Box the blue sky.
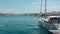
[0,0,60,14]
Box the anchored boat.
[39,0,60,34]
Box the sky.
[0,0,60,14]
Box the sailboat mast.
[45,0,47,15]
[40,0,42,14]
[38,0,42,21]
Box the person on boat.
[49,18,54,23]
[49,17,58,24]
[58,17,60,24]
[53,17,58,23]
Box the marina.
[0,0,60,34]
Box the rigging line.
[38,0,43,21]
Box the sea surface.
[0,16,49,34]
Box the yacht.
[39,0,60,34]
[39,16,60,34]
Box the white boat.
[39,16,60,34]
[39,16,60,29]
[39,0,60,34]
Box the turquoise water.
[0,16,49,34]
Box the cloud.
[23,0,40,13]
[46,5,60,12]
[0,9,17,13]
[23,0,60,13]
[0,0,60,13]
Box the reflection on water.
[0,16,51,34]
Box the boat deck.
[49,30,60,34]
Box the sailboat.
[39,0,60,34]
